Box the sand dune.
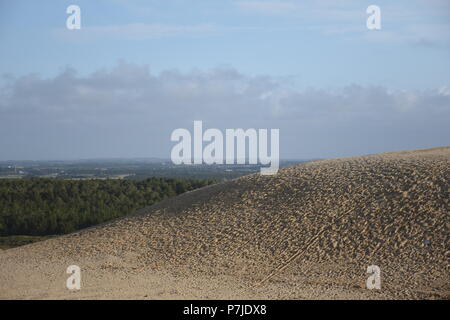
[1,147,448,299]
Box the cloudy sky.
[0,0,449,160]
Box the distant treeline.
[0,178,216,236]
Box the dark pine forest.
[0,178,215,236]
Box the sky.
[0,0,449,160]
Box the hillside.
[0,147,448,299]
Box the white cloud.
[237,1,298,15]
[55,23,217,41]
[235,0,450,46]
[0,62,449,159]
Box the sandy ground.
[0,147,449,300]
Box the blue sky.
[2,0,449,88]
[0,0,449,160]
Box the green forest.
[0,178,215,236]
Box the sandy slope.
[0,147,449,299]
